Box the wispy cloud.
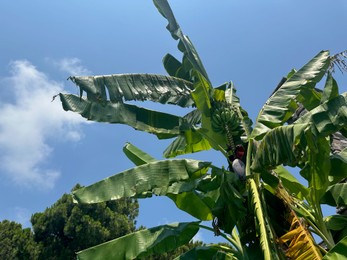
[50,57,91,75]
[0,60,88,189]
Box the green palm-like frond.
[76,222,200,260]
[60,93,182,139]
[122,142,216,220]
[252,51,330,140]
[72,159,211,204]
[59,73,198,139]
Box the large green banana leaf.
[122,142,215,220]
[252,93,347,171]
[69,73,194,107]
[167,191,215,221]
[60,93,181,139]
[72,159,210,203]
[153,0,210,81]
[251,51,330,140]
[76,222,200,260]
[59,73,197,139]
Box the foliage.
[58,0,347,259]
[0,220,40,260]
[31,184,139,260]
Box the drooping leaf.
[278,211,322,260]
[125,141,218,220]
[153,0,209,81]
[123,142,156,166]
[59,73,197,139]
[76,222,200,260]
[322,236,347,260]
[167,191,214,221]
[252,51,330,140]
[123,141,216,221]
[60,94,181,139]
[320,183,347,207]
[69,73,194,107]
[72,159,211,204]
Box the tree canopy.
[0,220,40,260]
[30,184,139,259]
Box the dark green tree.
[0,220,40,260]
[31,184,139,260]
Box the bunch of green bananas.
[211,106,242,136]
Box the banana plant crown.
[58,0,347,259]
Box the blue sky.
[0,0,346,244]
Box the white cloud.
[0,60,88,189]
[50,57,91,75]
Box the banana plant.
[59,0,347,259]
